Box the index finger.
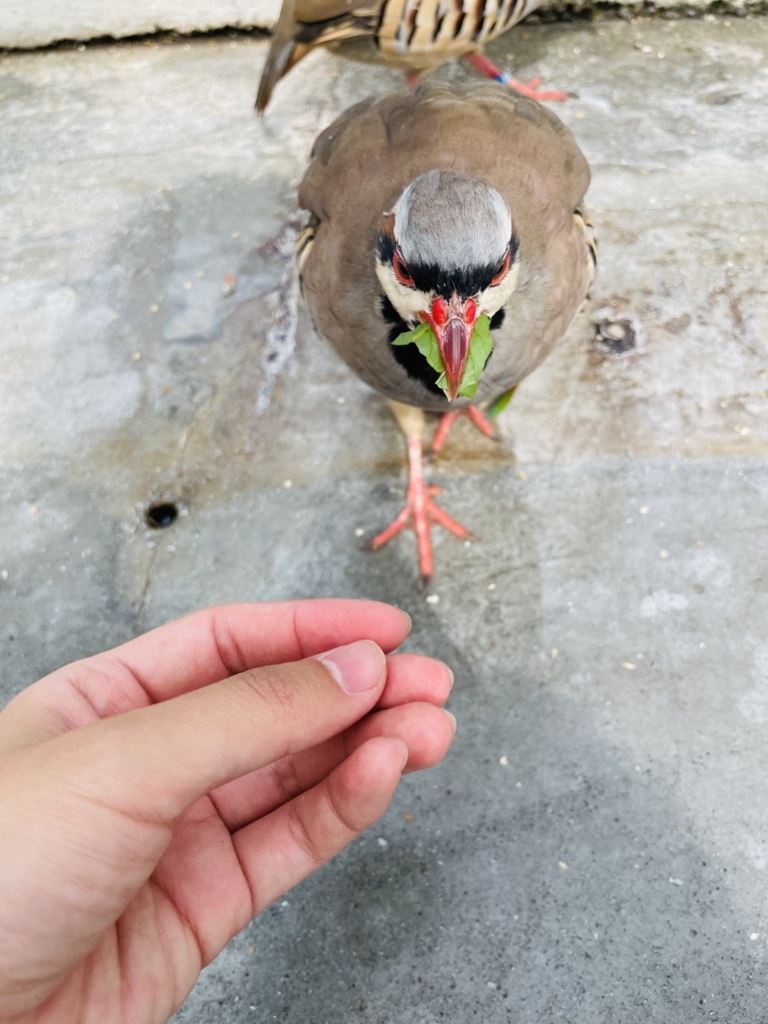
[5,601,411,743]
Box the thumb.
[16,639,389,826]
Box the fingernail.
[443,663,455,690]
[443,710,457,734]
[396,739,410,771]
[316,639,386,694]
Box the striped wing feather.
[257,0,544,108]
[378,0,533,62]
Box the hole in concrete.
[145,501,179,529]
[594,318,636,355]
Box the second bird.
[297,83,597,589]
[256,0,569,110]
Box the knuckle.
[326,780,363,836]
[287,799,327,870]
[237,665,301,718]
[286,783,361,872]
[271,753,304,805]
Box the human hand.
[0,600,455,1024]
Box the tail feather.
[256,35,298,112]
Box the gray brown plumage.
[299,82,595,412]
[297,83,596,587]
[256,0,550,111]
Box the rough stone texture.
[1,18,768,1023]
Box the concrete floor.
[2,17,768,1023]
[0,0,283,51]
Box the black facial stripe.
[490,307,505,330]
[376,232,395,265]
[396,233,520,300]
[406,260,496,300]
[380,295,444,397]
[377,232,519,302]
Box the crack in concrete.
[134,542,159,635]
[256,220,301,415]
[176,384,221,495]
[173,219,301,489]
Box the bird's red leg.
[405,70,421,89]
[366,402,473,590]
[429,405,501,457]
[429,411,461,456]
[463,51,569,102]
[467,405,501,438]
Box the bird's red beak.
[422,293,478,401]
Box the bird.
[296,83,597,589]
[255,0,569,113]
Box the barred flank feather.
[256,0,546,110]
[574,208,598,296]
[295,213,318,280]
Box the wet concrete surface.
[1,17,768,1023]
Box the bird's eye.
[392,250,415,288]
[490,250,512,287]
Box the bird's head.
[376,169,520,401]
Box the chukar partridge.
[297,83,596,589]
[256,0,569,112]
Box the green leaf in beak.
[391,314,495,400]
[391,321,444,375]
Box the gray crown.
[392,169,512,271]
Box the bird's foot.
[365,437,474,590]
[502,74,570,103]
[429,405,501,458]
[463,52,570,102]
[405,70,422,89]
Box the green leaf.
[458,315,494,399]
[391,314,495,400]
[392,321,429,347]
[392,321,445,376]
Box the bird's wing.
[256,0,551,109]
[255,0,381,111]
[377,0,543,63]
